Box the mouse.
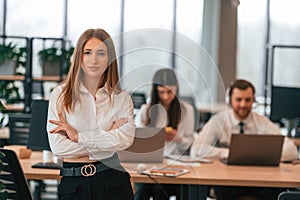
[137,163,147,173]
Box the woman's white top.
[135,101,195,156]
[47,84,135,160]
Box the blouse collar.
[79,82,109,95]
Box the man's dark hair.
[228,79,255,105]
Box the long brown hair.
[146,68,181,129]
[58,28,120,113]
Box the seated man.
[191,79,298,200]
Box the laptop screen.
[223,134,284,166]
[118,127,165,163]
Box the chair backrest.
[180,96,200,132]
[0,148,32,200]
[278,190,300,200]
[26,99,50,151]
[31,82,45,98]
[131,92,147,109]
[8,113,31,145]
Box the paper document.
[142,166,189,177]
[166,155,212,163]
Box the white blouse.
[47,84,135,161]
[135,101,195,156]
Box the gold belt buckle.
[81,164,96,177]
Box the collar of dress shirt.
[79,82,109,95]
[229,109,253,127]
[79,82,117,107]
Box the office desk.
[124,161,300,188]
[20,151,60,180]
[291,137,300,147]
[20,152,300,187]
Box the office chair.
[31,82,45,98]
[0,148,32,200]
[8,113,31,145]
[27,99,51,151]
[131,92,147,109]
[278,190,300,200]
[27,99,59,200]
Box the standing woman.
[135,68,195,200]
[47,28,135,200]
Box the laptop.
[118,127,165,163]
[220,134,284,166]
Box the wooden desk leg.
[181,185,208,200]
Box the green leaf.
[0,101,5,110]
[0,183,5,190]
[0,191,8,199]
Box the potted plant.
[0,42,19,75]
[38,46,74,76]
[0,42,25,107]
[0,80,21,104]
[0,100,8,132]
[63,47,74,75]
[0,42,27,76]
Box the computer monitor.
[26,99,51,151]
[270,86,300,122]
[131,92,146,109]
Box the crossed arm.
[49,113,128,143]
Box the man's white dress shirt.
[191,109,298,161]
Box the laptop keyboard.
[32,162,61,169]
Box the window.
[176,0,216,104]
[121,0,174,95]
[237,0,268,96]
[68,0,122,43]
[237,0,300,95]
[6,0,64,37]
[270,0,300,87]
[3,0,213,107]
[0,0,4,35]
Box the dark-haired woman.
[135,68,195,200]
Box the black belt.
[60,154,121,177]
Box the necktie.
[239,122,244,134]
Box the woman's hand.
[165,128,182,143]
[110,118,128,130]
[49,113,78,143]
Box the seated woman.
[134,68,195,200]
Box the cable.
[144,173,170,199]
[128,165,170,199]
